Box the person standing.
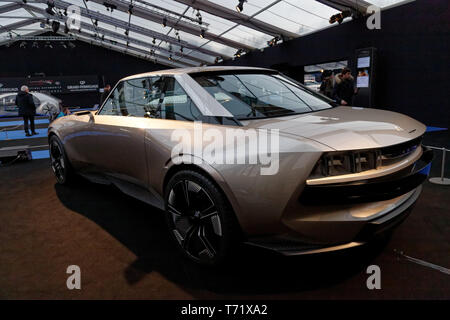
[15,85,37,137]
[100,84,111,105]
[333,67,357,106]
[319,70,334,98]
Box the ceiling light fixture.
[236,0,246,13]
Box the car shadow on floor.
[55,177,390,296]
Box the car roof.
[121,66,277,81]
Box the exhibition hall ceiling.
[0,0,412,67]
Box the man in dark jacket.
[333,67,357,106]
[15,85,37,137]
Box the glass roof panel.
[366,0,412,8]
[0,0,416,62]
[253,0,339,35]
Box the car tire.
[49,135,74,185]
[164,170,240,266]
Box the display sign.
[0,75,99,94]
[357,56,371,68]
[356,55,372,88]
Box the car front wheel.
[165,170,240,265]
[49,135,73,185]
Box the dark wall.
[0,34,169,107]
[221,0,450,127]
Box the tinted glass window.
[100,77,201,121]
[99,78,154,117]
[155,77,201,121]
[193,73,333,120]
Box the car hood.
[241,106,426,151]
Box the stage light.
[200,29,205,38]
[267,36,281,47]
[196,10,202,25]
[124,29,129,36]
[46,1,55,15]
[51,20,60,33]
[234,48,245,58]
[93,19,98,26]
[329,10,352,24]
[152,37,156,44]
[236,0,246,13]
[127,4,133,15]
[162,17,167,27]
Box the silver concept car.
[48,67,432,265]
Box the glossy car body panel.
[48,66,431,254]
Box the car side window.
[156,77,202,121]
[99,78,152,117]
[99,77,201,121]
[99,81,124,115]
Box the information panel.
[0,75,99,94]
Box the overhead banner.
[0,75,99,94]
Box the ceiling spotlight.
[124,29,129,36]
[199,29,205,38]
[196,10,202,25]
[51,20,60,33]
[152,37,156,44]
[45,1,55,15]
[168,54,173,61]
[104,2,117,12]
[162,17,167,27]
[127,4,133,14]
[234,48,245,58]
[93,19,98,26]
[236,0,246,13]
[267,36,281,47]
[329,10,352,24]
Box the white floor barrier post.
[427,146,450,185]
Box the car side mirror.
[74,110,95,123]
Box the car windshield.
[193,72,334,120]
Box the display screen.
[357,56,371,68]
